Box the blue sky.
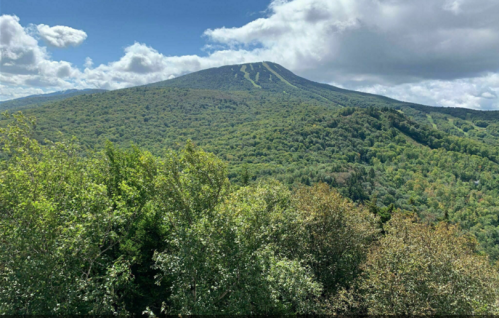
[1,0,499,109]
[2,0,270,67]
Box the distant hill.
[2,62,499,259]
[0,89,107,111]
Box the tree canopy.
[1,114,498,315]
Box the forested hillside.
[2,63,499,260]
[0,89,107,112]
[151,62,499,145]
[2,62,499,314]
[1,115,498,315]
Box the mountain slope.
[149,61,401,106]
[2,62,499,259]
[149,62,499,145]
[0,89,107,111]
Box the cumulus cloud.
[1,0,499,110]
[0,83,46,101]
[79,43,266,90]
[37,24,87,48]
[82,43,204,89]
[1,15,45,76]
[0,14,260,98]
[0,15,81,90]
[205,0,499,85]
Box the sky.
[1,0,499,110]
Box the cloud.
[1,15,45,75]
[80,42,262,90]
[205,0,499,85]
[0,15,82,99]
[1,0,499,110]
[443,0,466,14]
[84,57,93,68]
[88,0,499,109]
[0,83,46,101]
[357,73,499,110]
[37,24,87,48]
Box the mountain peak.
[147,61,304,92]
[145,61,401,108]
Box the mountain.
[149,61,499,145]
[1,62,499,259]
[0,88,107,111]
[149,61,408,106]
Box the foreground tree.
[153,180,322,314]
[287,183,380,296]
[0,115,325,315]
[0,114,161,314]
[332,214,499,315]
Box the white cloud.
[1,15,45,76]
[1,0,499,110]
[443,0,465,14]
[358,73,499,110]
[204,0,499,85]
[0,83,45,101]
[37,24,87,48]
[0,15,81,92]
[84,57,93,68]
[79,43,264,90]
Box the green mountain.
[149,61,414,107]
[2,62,499,259]
[151,61,499,144]
[0,88,107,112]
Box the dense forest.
[1,114,498,315]
[2,62,499,314]
[0,89,107,112]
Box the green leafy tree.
[0,114,164,314]
[286,183,379,296]
[153,180,322,314]
[332,214,499,315]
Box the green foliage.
[153,181,322,314]
[0,89,106,112]
[332,214,499,315]
[287,184,379,295]
[3,95,499,261]
[2,63,499,314]
[0,114,164,314]
[241,163,251,185]
[1,115,499,315]
[0,117,328,315]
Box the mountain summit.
[151,61,499,122]
[149,62,307,91]
[148,61,409,109]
